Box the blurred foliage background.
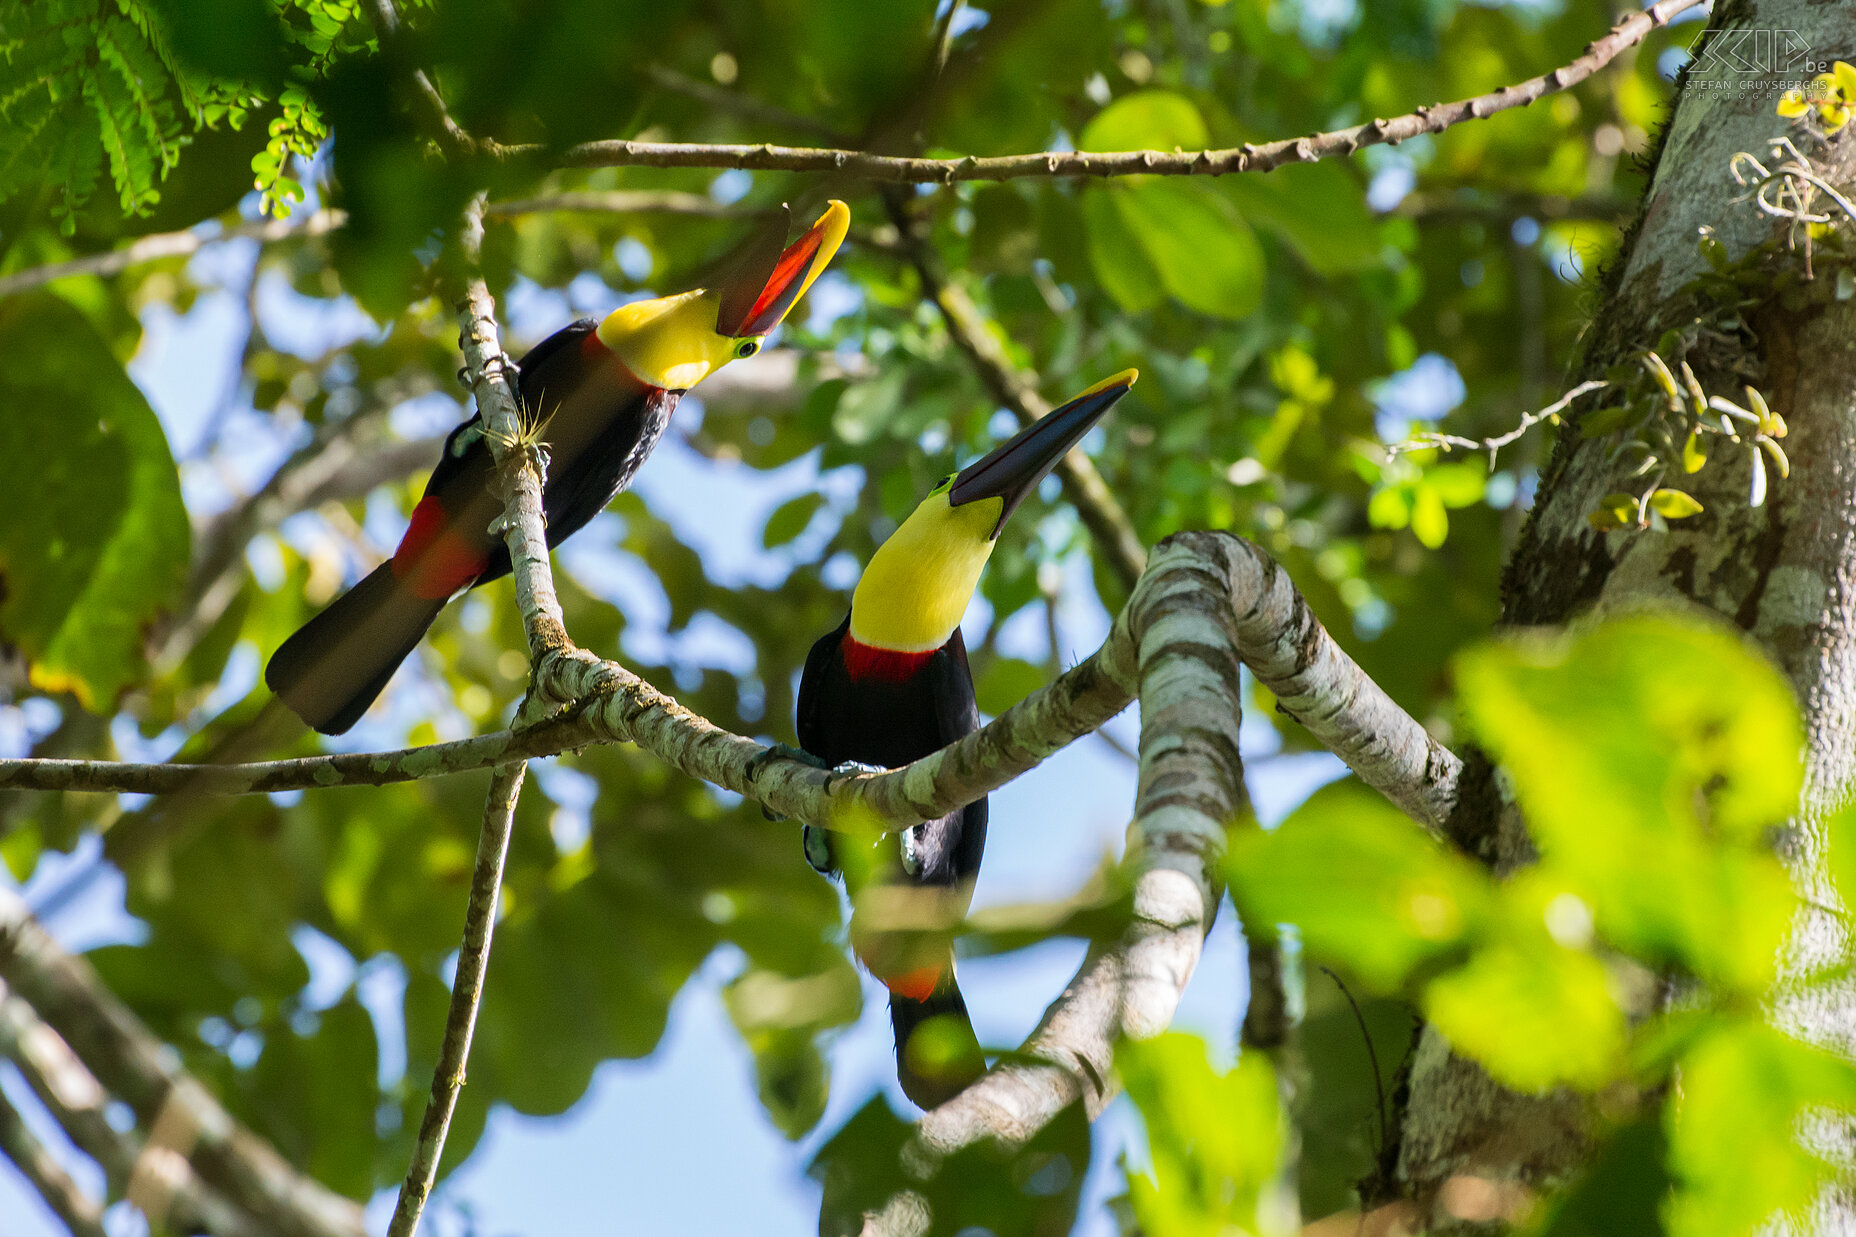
[7,0,1842,1234]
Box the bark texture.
[1397,3,1856,1224]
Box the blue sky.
[0,216,1346,1237]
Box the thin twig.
[540,1,1700,181]
[486,189,776,220]
[1319,966,1391,1159]
[0,212,343,299]
[0,1076,110,1237]
[367,0,473,157]
[643,64,851,142]
[1386,380,1609,466]
[386,198,554,1237]
[386,762,526,1237]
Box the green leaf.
[830,369,907,447]
[1078,90,1209,152]
[1227,781,1490,990]
[1650,489,1704,519]
[1103,180,1264,320]
[0,293,188,708]
[1423,939,1624,1090]
[1367,486,1411,530]
[1119,1032,1282,1237]
[1456,617,1803,991]
[1536,1120,1671,1237]
[1082,186,1165,313]
[1224,162,1383,276]
[813,1095,1090,1237]
[724,964,860,1139]
[1665,1020,1856,1237]
[1425,463,1487,508]
[974,656,1048,717]
[762,492,828,549]
[1410,485,1448,548]
[1580,406,1639,438]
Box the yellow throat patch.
[849,488,1004,652]
[596,289,741,391]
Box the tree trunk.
[1395,1,1856,1224]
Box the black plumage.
[797,616,989,1108]
[266,319,680,734]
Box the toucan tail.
[889,956,985,1109]
[264,563,448,735]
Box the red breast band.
[842,636,935,684]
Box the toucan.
[265,201,850,734]
[792,369,1137,1107]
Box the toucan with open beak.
[792,370,1136,1107]
[265,201,850,734]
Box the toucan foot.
[826,759,888,786]
[802,824,837,876]
[749,743,831,820]
[899,824,924,878]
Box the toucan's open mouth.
[714,200,850,338]
[949,369,1138,537]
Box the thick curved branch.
[857,531,1254,1235]
[862,533,1460,1233]
[546,1,1698,182]
[0,890,366,1237]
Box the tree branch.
[0,890,366,1237]
[0,1068,109,1237]
[545,1,1700,182]
[386,762,525,1237]
[0,212,344,299]
[385,197,554,1237]
[485,189,775,220]
[0,984,252,1236]
[1,537,1459,833]
[642,64,852,143]
[859,531,1257,1234]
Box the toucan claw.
[748,742,831,820]
[802,824,837,876]
[826,759,888,788]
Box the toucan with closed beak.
[791,369,1137,1107]
[266,201,850,734]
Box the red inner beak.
[730,228,826,337]
[713,208,834,338]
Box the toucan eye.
[734,339,760,359]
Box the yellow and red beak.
[714,200,850,338]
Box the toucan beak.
[948,369,1137,538]
[714,200,850,338]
